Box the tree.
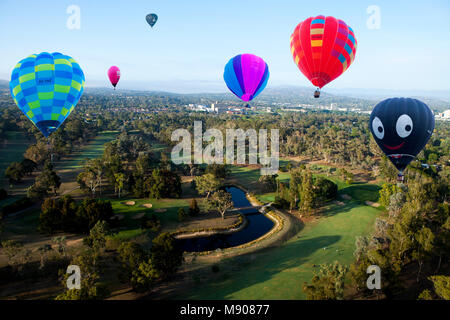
[303,261,348,300]
[206,190,234,219]
[258,174,278,192]
[429,275,450,300]
[149,232,183,279]
[24,141,49,166]
[299,171,315,214]
[83,220,110,253]
[135,153,152,176]
[195,173,220,199]
[188,198,200,216]
[114,172,125,198]
[117,241,147,281]
[144,169,181,199]
[178,207,187,222]
[77,159,104,196]
[39,196,78,233]
[379,183,399,208]
[76,199,114,232]
[131,259,159,292]
[36,162,61,195]
[52,236,67,256]
[55,249,108,300]
[5,161,23,184]
[314,177,338,203]
[20,158,37,176]
[205,164,230,179]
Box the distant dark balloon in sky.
[146,14,158,27]
[223,54,269,104]
[108,66,120,89]
[369,98,435,175]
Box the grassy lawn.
[171,163,382,300]
[107,197,191,241]
[0,131,32,188]
[54,131,119,172]
[174,199,380,300]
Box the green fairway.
[175,200,380,300]
[54,131,119,171]
[172,164,382,300]
[0,131,31,187]
[108,197,191,240]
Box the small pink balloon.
[107,66,120,89]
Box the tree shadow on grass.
[339,184,381,202]
[316,201,361,218]
[143,234,341,300]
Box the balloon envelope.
[108,66,120,88]
[290,15,357,89]
[9,52,85,137]
[223,54,269,102]
[369,98,435,173]
[146,14,158,27]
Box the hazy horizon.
[1,0,450,93]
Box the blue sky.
[1,0,449,93]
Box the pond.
[177,187,274,252]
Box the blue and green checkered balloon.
[9,52,85,137]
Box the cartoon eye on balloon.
[108,66,121,89]
[9,52,85,138]
[223,54,269,107]
[290,15,357,98]
[369,98,435,181]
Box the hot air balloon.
[290,15,357,98]
[108,66,120,89]
[223,54,269,106]
[146,14,158,28]
[369,98,435,181]
[9,52,85,138]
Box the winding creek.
[177,187,274,252]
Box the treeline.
[348,169,449,299]
[77,132,182,199]
[273,165,338,214]
[301,170,449,300]
[39,196,113,234]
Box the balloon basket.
[314,88,321,98]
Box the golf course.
[1,130,383,300]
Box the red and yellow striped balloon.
[290,15,357,89]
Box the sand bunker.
[141,203,153,208]
[341,194,352,200]
[132,212,146,220]
[365,201,380,207]
[122,201,135,206]
[154,209,167,213]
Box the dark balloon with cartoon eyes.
[369,98,435,175]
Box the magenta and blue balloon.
[223,54,269,103]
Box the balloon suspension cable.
[47,139,54,164]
